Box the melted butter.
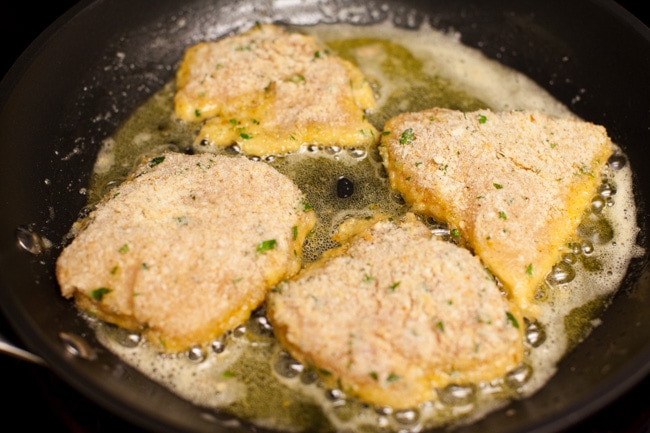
[88,20,642,433]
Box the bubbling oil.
[89,21,642,433]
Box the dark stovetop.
[1,1,649,432]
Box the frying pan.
[1,0,649,432]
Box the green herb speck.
[256,239,277,253]
[526,263,533,275]
[90,287,112,301]
[289,74,305,83]
[302,200,313,212]
[149,156,165,167]
[506,312,520,328]
[399,128,415,144]
[386,373,400,382]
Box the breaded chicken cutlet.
[267,214,524,409]
[56,152,316,352]
[379,108,613,316]
[174,23,378,157]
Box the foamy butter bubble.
[88,19,642,433]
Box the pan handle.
[0,332,46,366]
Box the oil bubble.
[188,346,207,363]
[504,363,533,390]
[274,351,303,378]
[525,319,547,347]
[437,384,476,406]
[547,261,576,285]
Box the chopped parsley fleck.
[370,371,379,381]
[415,161,422,167]
[229,118,238,125]
[148,156,165,167]
[222,371,235,378]
[506,312,520,328]
[363,274,374,282]
[91,287,112,301]
[388,281,400,291]
[175,215,189,226]
[292,225,298,240]
[498,211,508,220]
[288,74,305,83]
[239,132,253,140]
[141,263,149,270]
[526,263,533,275]
[313,49,330,59]
[399,128,415,144]
[493,183,503,189]
[478,114,487,124]
[194,109,201,117]
[381,131,391,136]
[256,239,277,253]
[386,373,400,382]
[118,244,130,254]
[302,200,314,212]
[579,166,594,177]
[435,321,445,332]
[450,228,460,237]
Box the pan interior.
[0,1,649,433]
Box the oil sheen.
[88,21,643,433]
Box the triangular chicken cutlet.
[379,108,613,316]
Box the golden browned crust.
[268,214,524,409]
[174,23,378,156]
[379,108,613,316]
[56,152,316,352]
